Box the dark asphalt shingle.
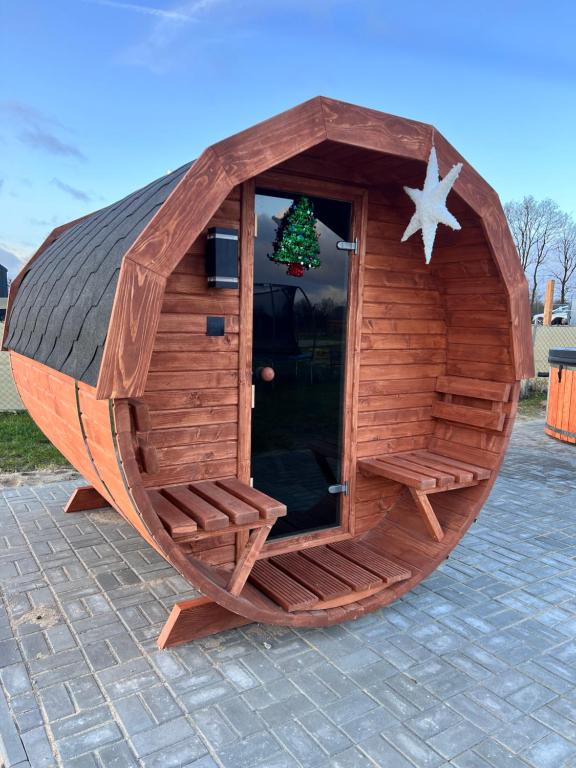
[5,162,192,386]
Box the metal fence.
[532,325,576,377]
[0,321,24,411]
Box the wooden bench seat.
[148,478,287,596]
[358,375,511,542]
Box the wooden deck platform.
[248,541,411,612]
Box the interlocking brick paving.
[1,418,576,767]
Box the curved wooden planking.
[5,97,532,637]
[9,351,521,630]
[95,96,533,400]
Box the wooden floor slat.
[270,553,352,600]
[329,541,412,584]
[249,560,319,611]
[300,547,382,591]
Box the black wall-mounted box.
[206,227,239,289]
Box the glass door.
[251,189,352,538]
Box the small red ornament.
[287,263,305,278]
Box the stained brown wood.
[162,486,230,531]
[358,458,437,490]
[431,402,505,432]
[191,481,260,525]
[545,364,576,445]
[158,597,251,648]
[408,489,445,542]
[64,486,111,513]
[249,560,319,611]
[402,453,473,484]
[5,97,533,644]
[216,478,286,520]
[228,525,272,596]
[299,546,382,590]
[328,541,411,584]
[543,279,555,325]
[148,490,198,537]
[91,96,532,402]
[271,553,352,601]
[435,376,511,402]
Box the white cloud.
[114,0,228,72]
[83,0,197,21]
[0,243,30,279]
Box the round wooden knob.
[259,366,275,382]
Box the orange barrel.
[545,348,576,444]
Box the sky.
[1,0,575,278]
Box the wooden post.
[543,279,555,325]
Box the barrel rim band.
[545,422,576,439]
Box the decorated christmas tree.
[269,196,321,277]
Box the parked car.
[532,304,571,325]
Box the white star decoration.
[401,146,463,264]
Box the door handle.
[257,366,275,382]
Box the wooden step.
[270,553,352,601]
[216,479,287,520]
[329,541,411,585]
[162,486,230,531]
[192,481,260,525]
[151,479,286,543]
[249,560,319,611]
[148,490,197,538]
[299,547,382,591]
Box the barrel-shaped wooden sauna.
[545,348,576,445]
[3,98,533,646]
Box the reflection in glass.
[251,190,351,538]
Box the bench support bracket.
[64,486,111,514]
[158,596,252,649]
[409,488,444,542]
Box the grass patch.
[0,411,70,472]
[518,390,547,419]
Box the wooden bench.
[147,478,287,596]
[358,376,512,542]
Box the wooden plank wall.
[10,353,103,491]
[354,190,446,534]
[428,197,516,470]
[11,354,166,555]
[141,187,242,566]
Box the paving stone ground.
[1,418,576,768]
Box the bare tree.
[505,196,565,311]
[552,216,576,304]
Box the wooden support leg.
[157,596,252,649]
[228,525,272,596]
[64,486,111,514]
[408,488,444,542]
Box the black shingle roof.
[5,162,192,387]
